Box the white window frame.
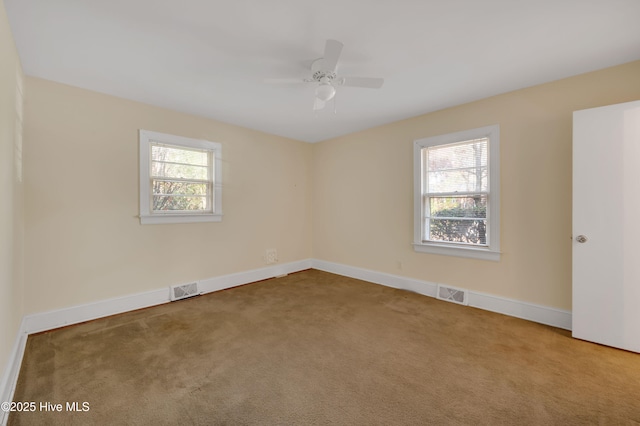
[139,130,222,225]
[413,124,500,261]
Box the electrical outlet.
[265,248,278,264]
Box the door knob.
[576,235,588,243]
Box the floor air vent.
[436,284,469,306]
[170,282,200,301]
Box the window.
[413,125,500,261]
[139,130,222,224]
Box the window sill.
[413,242,501,261]
[140,213,222,225]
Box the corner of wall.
[0,0,26,420]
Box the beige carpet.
[9,269,640,425]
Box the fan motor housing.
[310,58,336,82]
[312,70,336,82]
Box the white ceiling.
[5,0,640,143]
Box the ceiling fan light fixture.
[264,39,384,110]
[315,82,336,102]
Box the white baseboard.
[311,259,572,331]
[312,259,438,298]
[199,259,313,294]
[0,319,28,426]
[468,291,572,330]
[23,259,313,335]
[16,258,572,335]
[23,287,170,335]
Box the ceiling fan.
[266,39,384,111]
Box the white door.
[573,100,640,353]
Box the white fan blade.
[313,98,326,111]
[339,76,384,89]
[323,39,343,72]
[264,78,307,85]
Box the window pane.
[151,161,208,180]
[151,145,208,166]
[428,167,487,193]
[153,180,208,196]
[426,139,488,193]
[429,218,488,245]
[153,195,209,212]
[429,196,487,218]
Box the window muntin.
[413,125,500,261]
[139,130,222,224]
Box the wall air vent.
[170,282,200,301]
[436,284,469,306]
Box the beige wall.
[0,0,25,381]
[313,60,640,311]
[23,78,313,314]
[14,37,640,318]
